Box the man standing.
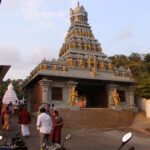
[37,107,52,150]
[18,106,31,137]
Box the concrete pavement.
[0,113,150,150]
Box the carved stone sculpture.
[108,63,113,71]
[69,87,78,106]
[112,88,120,107]
[87,58,92,69]
[100,62,105,70]
[78,59,84,69]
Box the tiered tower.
[25,3,132,83]
[23,3,135,111]
[59,2,102,57]
[58,2,109,74]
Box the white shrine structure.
[2,83,19,108]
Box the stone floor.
[0,112,150,150]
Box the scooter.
[0,132,28,150]
[118,132,135,150]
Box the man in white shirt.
[37,107,52,149]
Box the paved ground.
[1,112,150,150]
[131,112,150,134]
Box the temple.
[24,3,135,112]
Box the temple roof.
[59,2,102,58]
[24,3,135,88]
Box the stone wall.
[30,82,42,112]
[58,108,134,129]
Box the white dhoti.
[21,124,30,136]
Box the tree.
[109,55,128,68]
[129,53,142,62]
[144,53,150,63]
[109,52,150,99]
[138,74,150,99]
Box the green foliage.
[144,53,150,63]
[109,52,150,99]
[129,53,141,62]
[109,55,128,68]
[138,74,150,99]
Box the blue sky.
[0,0,150,80]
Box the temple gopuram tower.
[24,3,135,112]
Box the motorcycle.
[0,132,28,150]
[118,132,135,150]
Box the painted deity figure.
[53,65,58,71]
[112,89,120,107]
[108,63,113,71]
[122,72,125,77]
[78,59,84,69]
[39,64,43,70]
[87,58,92,69]
[67,58,74,67]
[78,42,82,49]
[84,43,87,50]
[62,66,67,72]
[115,71,119,76]
[69,87,78,106]
[100,62,105,70]
[93,58,97,68]
[43,64,47,70]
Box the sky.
[0,0,150,80]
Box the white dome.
[2,83,19,105]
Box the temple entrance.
[76,84,108,108]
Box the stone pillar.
[128,86,136,109]
[106,84,118,108]
[66,81,78,106]
[39,79,52,105]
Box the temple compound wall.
[58,108,134,128]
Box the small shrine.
[24,3,135,112]
[2,83,19,108]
